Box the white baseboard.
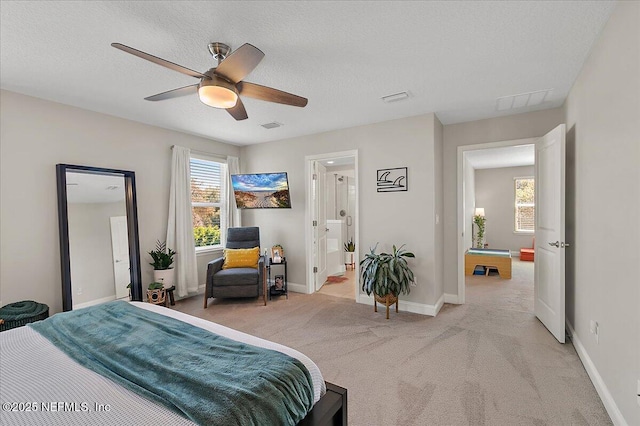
[444,293,459,304]
[74,295,116,310]
[287,282,309,294]
[566,320,628,426]
[356,293,444,317]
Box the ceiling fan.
[111,42,308,121]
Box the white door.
[314,162,328,290]
[534,124,567,343]
[110,216,130,300]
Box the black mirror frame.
[56,164,143,311]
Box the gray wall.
[0,90,240,313]
[240,113,443,307]
[443,107,565,296]
[564,2,639,424]
[68,201,125,305]
[474,166,535,252]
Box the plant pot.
[147,288,166,305]
[344,252,355,269]
[153,268,175,288]
[373,292,398,319]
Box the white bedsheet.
[0,302,325,425]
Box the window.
[515,177,535,232]
[190,157,226,249]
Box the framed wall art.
[377,167,407,192]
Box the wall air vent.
[496,89,553,111]
[261,122,283,129]
[381,91,410,103]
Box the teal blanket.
[29,301,314,425]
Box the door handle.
[561,242,570,248]
[548,241,560,248]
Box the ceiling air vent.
[381,91,410,103]
[496,89,553,111]
[261,122,282,129]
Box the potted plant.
[344,238,356,269]
[148,240,176,287]
[147,281,166,305]
[360,244,415,319]
[473,214,486,248]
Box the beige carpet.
[175,260,610,425]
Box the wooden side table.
[164,286,176,307]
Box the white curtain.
[167,146,199,297]
[225,156,241,237]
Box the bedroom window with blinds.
[515,177,535,232]
[190,157,226,249]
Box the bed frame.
[299,382,347,425]
[464,249,512,279]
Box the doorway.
[462,143,536,312]
[457,125,567,343]
[458,138,538,308]
[305,150,359,300]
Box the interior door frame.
[456,138,537,304]
[305,150,359,296]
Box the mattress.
[0,302,325,425]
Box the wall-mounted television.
[231,172,292,209]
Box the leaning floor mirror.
[56,164,142,311]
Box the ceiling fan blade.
[238,82,308,107]
[111,43,206,79]
[144,84,198,101]
[214,44,265,83]
[226,98,248,121]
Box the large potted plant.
[148,240,176,288]
[360,244,415,319]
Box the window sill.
[196,246,223,257]
[513,230,535,235]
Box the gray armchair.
[204,227,264,308]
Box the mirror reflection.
[66,172,131,308]
[57,164,142,311]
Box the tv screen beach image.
[231,173,292,209]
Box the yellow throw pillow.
[222,247,260,269]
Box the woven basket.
[374,293,398,306]
[373,292,399,319]
[147,289,166,305]
[0,300,49,332]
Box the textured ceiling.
[66,172,126,204]
[0,1,615,146]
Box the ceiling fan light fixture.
[198,76,238,109]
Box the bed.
[464,248,512,279]
[0,301,346,425]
